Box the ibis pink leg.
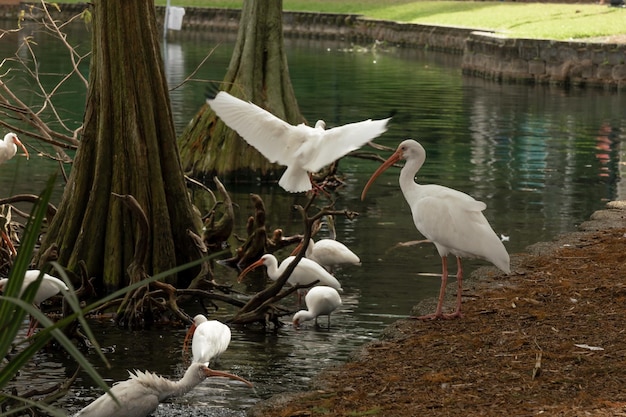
[444,257,464,319]
[415,257,449,320]
[26,316,39,337]
[414,256,464,320]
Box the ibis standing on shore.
[0,132,29,165]
[361,139,510,320]
[206,91,391,193]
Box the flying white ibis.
[238,254,343,297]
[206,91,390,193]
[294,238,361,272]
[74,362,253,417]
[0,132,29,164]
[0,270,69,336]
[292,285,342,328]
[182,314,231,365]
[361,139,510,320]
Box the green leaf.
[0,175,55,367]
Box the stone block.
[528,60,546,75]
[612,65,626,81]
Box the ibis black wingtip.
[205,83,221,101]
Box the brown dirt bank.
[249,201,626,417]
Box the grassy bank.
[158,0,624,41]
[57,1,625,41]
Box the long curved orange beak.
[290,241,304,257]
[203,367,254,387]
[14,136,29,160]
[360,149,403,201]
[182,323,196,354]
[237,257,265,282]
[1,230,16,257]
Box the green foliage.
[0,176,212,415]
[0,175,111,416]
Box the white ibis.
[74,362,253,417]
[0,132,29,164]
[294,238,361,272]
[206,91,390,193]
[293,285,342,328]
[0,270,69,336]
[361,139,510,320]
[238,254,343,296]
[182,314,231,365]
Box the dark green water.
[0,23,624,416]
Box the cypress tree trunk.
[39,1,202,291]
[178,0,305,182]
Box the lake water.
[1,21,625,416]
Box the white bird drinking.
[361,139,510,320]
[293,285,342,328]
[206,91,390,193]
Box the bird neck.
[294,310,314,323]
[136,369,200,401]
[305,243,315,260]
[399,157,423,196]
[162,371,202,400]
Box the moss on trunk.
[40,1,202,291]
[178,0,305,183]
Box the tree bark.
[178,0,305,182]
[39,1,202,291]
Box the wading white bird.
[0,132,29,165]
[206,91,391,193]
[0,270,69,336]
[293,285,342,328]
[294,238,361,272]
[182,314,231,365]
[238,254,343,294]
[74,362,253,417]
[361,139,510,320]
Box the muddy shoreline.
[248,200,626,416]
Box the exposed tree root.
[229,193,359,327]
[220,193,303,271]
[0,367,79,415]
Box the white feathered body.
[0,270,68,305]
[75,364,208,417]
[305,239,360,270]
[191,317,231,365]
[293,286,342,326]
[397,140,510,273]
[207,91,390,192]
[258,254,343,291]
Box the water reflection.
[0,22,625,416]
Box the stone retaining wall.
[162,7,473,53]
[4,3,625,89]
[463,31,626,89]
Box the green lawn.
[67,1,626,41]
